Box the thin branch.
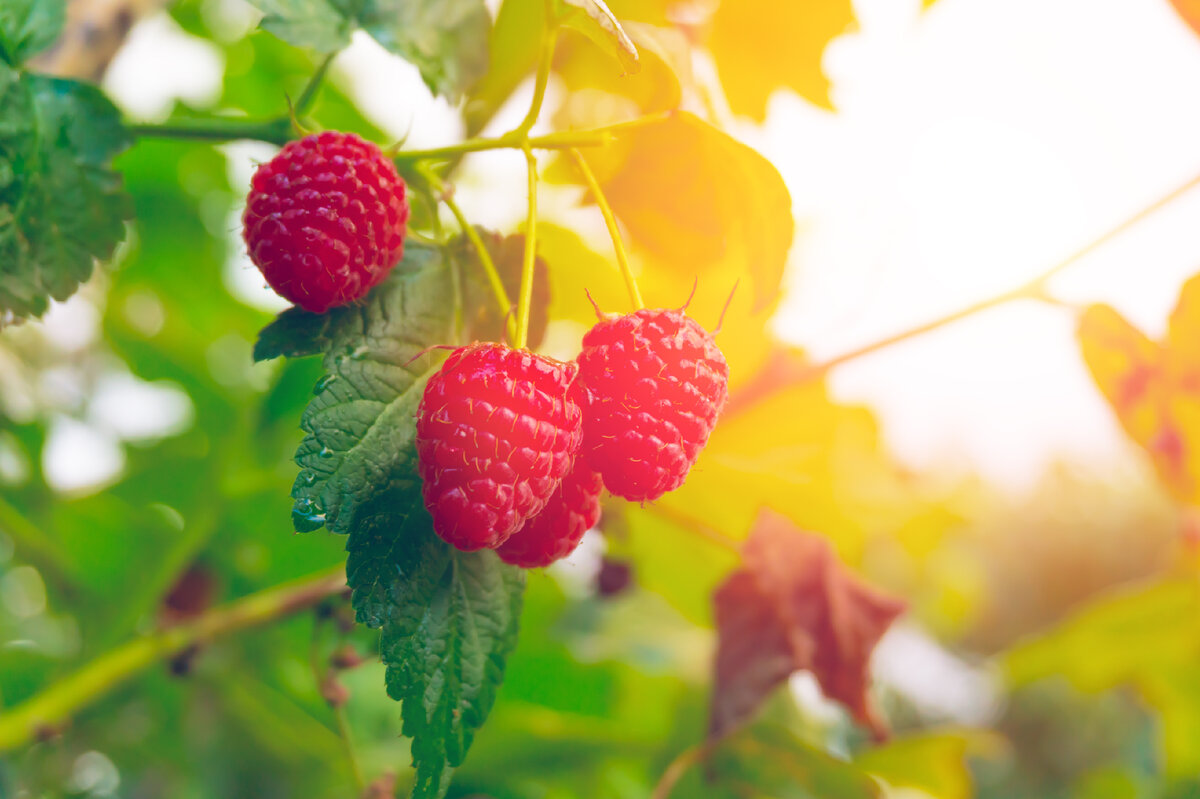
[796,167,1200,383]
[515,145,540,350]
[651,743,711,799]
[0,496,74,590]
[569,149,643,310]
[128,117,294,146]
[646,504,742,556]
[0,566,347,752]
[516,23,559,136]
[421,165,518,344]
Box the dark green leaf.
[0,67,132,319]
[558,0,639,74]
[349,507,524,799]
[254,242,456,534]
[247,0,490,99]
[0,0,64,66]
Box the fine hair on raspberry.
[242,130,410,313]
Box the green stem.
[0,566,347,752]
[128,116,293,146]
[516,23,559,136]
[0,496,74,589]
[295,53,336,118]
[569,149,643,310]
[333,704,365,792]
[394,128,611,162]
[515,145,539,351]
[443,188,518,345]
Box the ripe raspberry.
[497,466,603,568]
[576,308,729,502]
[416,343,583,551]
[242,130,409,313]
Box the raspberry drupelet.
[242,130,409,313]
[416,343,583,551]
[576,308,729,502]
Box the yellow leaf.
[1169,0,1200,40]
[589,111,793,312]
[1077,277,1200,504]
[706,0,855,118]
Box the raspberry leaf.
[707,0,854,119]
[348,503,524,799]
[710,512,905,741]
[254,242,455,535]
[0,0,64,66]
[259,242,526,797]
[0,66,132,320]
[558,0,640,75]
[573,111,792,312]
[248,0,490,99]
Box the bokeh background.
[5,0,1200,797]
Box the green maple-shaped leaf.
[248,0,490,99]
[0,65,132,320]
[257,243,525,799]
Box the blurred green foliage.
[3,0,1200,797]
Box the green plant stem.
[128,116,294,146]
[651,743,711,799]
[0,566,347,752]
[295,53,336,117]
[333,704,365,792]
[516,23,559,136]
[394,127,612,162]
[516,145,539,351]
[0,497,74,589]
[569,148,643,310]
[419,165,518,343]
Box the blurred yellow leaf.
[584,111,793,312]
[559,0,640,74]
[554,22,688,125]
[1169,0,1200,39]
[1078,274,1200,503]
[706,0,855,118]
[855,730,1003,799]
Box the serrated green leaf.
[0,67,132,320]
[251,0,356,55]
[348,505,524,799]
[247,0,490,99]
[254,242,456,534]
[558,0,639,74]
[0,0,65,66]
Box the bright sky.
[85,0,1200,495]
[762,0,1200,491]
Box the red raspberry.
[242,130,409,313]
[416,343,583,551]
[497,466,603,568]
[576,308,729,502]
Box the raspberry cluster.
[416,307,728,568]
[241,132,729,568]
[243,130,410,313]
